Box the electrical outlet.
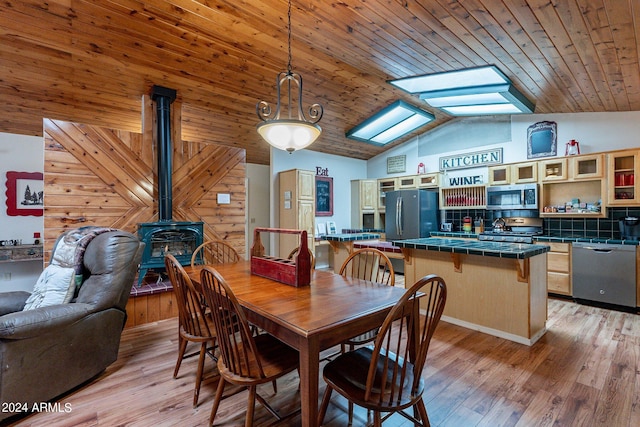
[2,272,10,281]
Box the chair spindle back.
[190,240,241,267]
[365,274,446,405]
[199,266,267,380]
[164,254,213,339]
[339,248,395,286]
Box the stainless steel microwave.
[486,184,538,210]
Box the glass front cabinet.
[539,158,568,182]
[571,153,604,180]
[608,150,640,205]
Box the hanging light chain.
[287,0,292,74]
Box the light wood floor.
[5,297,640,427]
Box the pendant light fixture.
[256,0,323,153]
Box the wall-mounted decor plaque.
[527,121,557,159]
[386,155,406,174]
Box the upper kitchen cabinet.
[571,153,604,180]
[351,179,378,229]
[378,178,397,210]
[489,161,537,185]
[539,158,568,182]
[397,175,418,189]
[511,161,538,183]
[279,169,315,257]
[540,154,607,217]
[488,165,510,185]
[608,150,640,205]
[416,173,440,188]
[396,173,440,189]
[539,154,604,183]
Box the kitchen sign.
[448,175,483,186]
[439,148,503,171]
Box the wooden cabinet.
[539,158,568,182]
[350,179,377,229]
[512,161,538,183]
[416,173,439,188]
[490,161,537,184]
[571,153,604,180]
[397,175,417,189]
[539,154,604,183]
[608,150,639,205]
[545,242,571,296]
[488,165,510,185]
[279,169,315,257]
[381,173,439,190]
[538,153,607,217]
[378,178,397,210]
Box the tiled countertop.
[431,230,640,246]
[321,232,381,242]
[534,235,640,245]
[430,231,479,239]
[391,237,550,259]
[353,240,402,254]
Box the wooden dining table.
[185,260,411,427]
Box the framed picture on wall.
[315,176,333,216]
[5,171,44,217]
[527,121,557,159]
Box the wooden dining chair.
[339,248,395,350]
[340,247,395,287]
[190,240,241,267]
[199,266,300,427]
[164,254,217,408]
[287,245,316,269]
[318,274,447,427]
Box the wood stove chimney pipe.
[151,85,177,222]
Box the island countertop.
[391,237,550,259]
[321,232,381,242]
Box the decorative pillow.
[22,264,76,311]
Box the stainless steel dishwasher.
[572,242,637,308]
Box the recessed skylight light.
[388,66,534,116]
[389,66,510,94]
[346,100,435,145]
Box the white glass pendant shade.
[257,120,321,153]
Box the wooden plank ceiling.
[1,0,639,165]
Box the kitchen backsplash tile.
[442,207,637,239]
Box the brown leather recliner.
[0,228,144,421]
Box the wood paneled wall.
[43,94,246,325]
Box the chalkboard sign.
[315,176,333,216]
[527,121,557,159]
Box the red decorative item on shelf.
[250,227,311,287]
[565,139,580,156]
[417,162,426,174]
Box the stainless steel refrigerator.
[385,189,438,274]
[385,189,439,241]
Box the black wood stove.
[137,85,203,285]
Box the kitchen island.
[393,237,550,345]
